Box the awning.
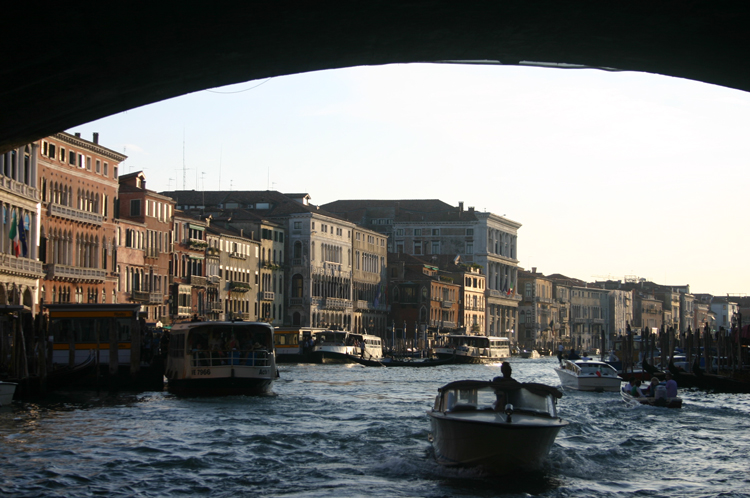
[188,224,205,231]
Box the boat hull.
[168,376,274,397]
[310,350,354,364]
[621,391,683,408]
[555,368,622,392]
[0,382,17,406]
[428,412,566,473]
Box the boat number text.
[192,368,211,376]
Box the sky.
[67,63,750,296]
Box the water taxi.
[311,330,383,363]
[165,320,277,396]
[427,378,568,473]
[554,358,623,392]
[433,335,511,364]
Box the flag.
[8,211,19,257]
[18,213,28,257]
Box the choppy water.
[2,357,750,497]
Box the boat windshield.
[437,385,557,417]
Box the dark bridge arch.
[2,0,749,152]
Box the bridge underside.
[2,0,749,152]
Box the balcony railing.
[190,275,207,287]
[177,306,192,316]
[260,291,275,301]
[207,300,223,312]
[322,297,351,310]
[289,297,305,306]
[229,251,246,260]
[229,281,251,293]
[188,238,208,250]
[132,290,164,304]
[441,300,454,308]
[207,275,220,285]
[48,203,103,225]
[44,263,106,282]
[0,254,45,278]
[0,177,39,201]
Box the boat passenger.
[646,377,661,397]
[664,372,678,397]
[568,349,581,361]
[622,377,636,394]
[631,379,645,397]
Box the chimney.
[532,267,537,274]
[75,132,81,138]
[458,201,464,212]
[93,132,99,144]
[468,206,474,213]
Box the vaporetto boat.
[433,335,511,364]
[165,320,277,396]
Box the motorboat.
[165,320,277,396]
[348,355,456,367]
[621,389,683,409]
[427,378,568,473]
[0,381,17,406]
[518,349,540,359]
[554,358,623,392]
[311,330,383,364]
[433,335,511,364]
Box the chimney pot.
[93,132,99,144]
[75,132,80,138]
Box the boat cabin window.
[506,389,557,417]
[50,316,132,344]
[440,386,499,412]
[274,332,299,346]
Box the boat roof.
[566,359,610,366]
[171,321,274,331]
[437,379,563,399]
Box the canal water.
[2,357,750,497]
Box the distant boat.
[554,358,623,392]
[310,330,383,364]
[0,381,17,407]
[427,378,568,473]
[433,335,511,364]
[518,349,540,359]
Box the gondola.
[347,354,456,367]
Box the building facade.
[37,132,124,307]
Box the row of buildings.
[1,132,745,351]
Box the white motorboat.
[0,381,17,406]
[433,335,511,364]
[165,320,277,396]
[311,330,383,363]
[518,349,540,359]
[427,378,568,474]
[554,358,623,392]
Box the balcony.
[289,297,306,306]
[229,281,251,293]
[229,251,246,260]
[355,300,388,312]
[177,306,191,317]
[0,177,39,201]
[48,203,103,225]
[190,275,207,287]
[188,238,208,250]
[206,247,220,257]
[207,300,223,312]
[131,290,164,304]
[260,291,275,301]
[441,300,454,308]
[291,258,303,266]
[0,254,45,279]
[322,297,351,310]
[44,263,106,282]
[207,275,220,285]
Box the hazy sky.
[68,63,750,296]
